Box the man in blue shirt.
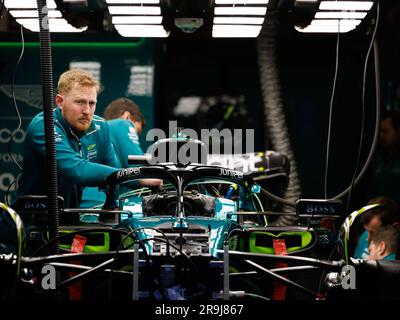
[103,97,146,167]
[81,98,161,208]
[17,69,120,209]
[368,225,399,260]
[354,197,400,259]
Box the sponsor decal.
[117,167,141,179]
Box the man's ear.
[378,241,387,255]
[121,111,131,120]
[56,94,63,109]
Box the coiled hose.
[257,14,302,226]
[37,0,60,254]
[256,12,381,223]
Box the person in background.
[353,196,400,259]
[368,111,400,204]
[368,225,399,260]
[17,69,120,211]
[103,97,146,167]
[81,98,161,208]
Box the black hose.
[333,23,381,201]
[258,10,381,207]
[257,13,302,220]
[37,0,60,254]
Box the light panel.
[16,18,87,32]
[214,6,267,15]
[107,1,166,37]
[5,0,88,33]
[108,6,161,15]
[9,10,62,18]
[215,0,269,4]
[112,16,163,24]
[21,25,88,32]
[114,24,165,31]
[106,0,160,3]
[213,17,264,24]
[295,25,355,33]
[213,24,262,32]
[319,1,373,11]
[315,11,367,19]
[212,29,261,37]
[17,18,69,26]
[311,19,361,26]
[4,0,57,9]
[117,29,169,37]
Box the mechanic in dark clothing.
[17,69,120,208]
[368,111,400,204]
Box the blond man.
[18,69,120,209]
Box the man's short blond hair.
[58,69,100,94]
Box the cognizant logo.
[0,128,26,144]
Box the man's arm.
[30,121,118,187]
[110,119,162,187]
[101,120,122,168]
[113,119,144,168]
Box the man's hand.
[139,179,163,187]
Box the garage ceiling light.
[106,0,160,3]
[213,17,264,24]
[4,0,57,9]
[214,7,267,15]
[212,24,262,37]
[315,11,367,19]
[117,28,169,37]
[4,0,89,33]
[319,1,373,11]
[213,24,262,31]
[114,24,164,31]
[212,29,261,37]
[295,25,355,33]
[9,10,62,18]
[107,0,166,37]
[16,18,87,32]
[311,19,361,26]
[215,0,269,4]
[17,18,68,26]
[112,16,163,24]
[108,6,161,15]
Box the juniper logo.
[117,167,141,179]
[219,168,243,179]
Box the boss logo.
[24,201,47,210]
[297,199,342,216]
[29,231,42,241]
[306,205,336,214]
